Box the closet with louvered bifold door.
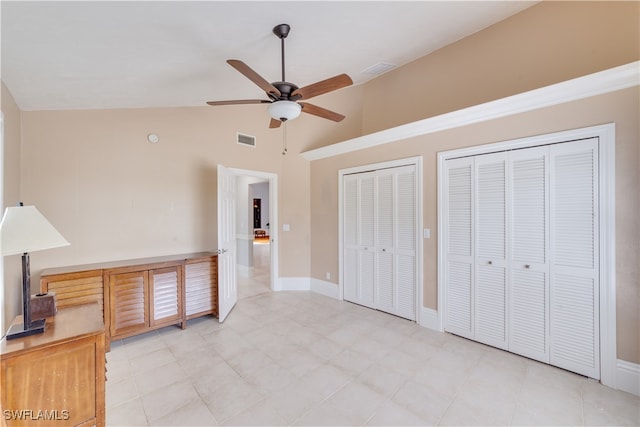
[343,164,417,321]
[443,138,600,379]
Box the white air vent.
[237,133,256,147]
[362,62,397,75]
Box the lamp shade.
[268,100,301,121]
[0,205,69,256]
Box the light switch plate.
[423,228,431,239]
[283,224,290,231]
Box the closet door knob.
[487,261,493,265]
[525,264,530,269]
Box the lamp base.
[6,318,46,340]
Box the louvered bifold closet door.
[376,171,395,314]
[549,139,600,379]
[444,157,474,339]
[343,173,376,309]
[508,146,550,363]
[344,176,359,303]
[149,266,182,326]
[395,166,417,320]
[376,166,417,320]
[358,174,377,308]
[474,153,508,349]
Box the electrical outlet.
[326,272,331,280]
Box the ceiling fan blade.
[269,118,282,128]
[291,74,353,100]
[299,102,346,122]
[206,99,271,106]
[227,59,281,98]
[207,99,271,105]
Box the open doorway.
[232,169,277,300]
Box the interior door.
[444,157,475,340]
[474,152,508,349]
[508,146,550,363]
[217,164,237,322]
[549,138,600,378]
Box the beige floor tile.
[325,380,387,424]
[263,381,326,425]
[141,380,201,423]
[106,376,139,409]
[356,362,409,398]
[221,398,288,427]
[299,363,353,399]
[201,378,266,423]
[107,397,148,427]
[151,398,218,427]
[134,361,187,396]
[392,379,453,425]
[292,399,362,426]
[366,399,432,426]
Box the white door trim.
[437,123,616,388]
[338,156,423,323]
[229,167,279,291]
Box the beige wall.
[362,1,639,134]
[1,82,24,330]
[310,1,640,364]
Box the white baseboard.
[279,277,311,291]
[310,278,340,300]
[419,307,442,332]
[616,359,640,396]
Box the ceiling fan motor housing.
[270,81,299,101]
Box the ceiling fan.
[207,23,353,128]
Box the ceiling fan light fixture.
[268,100,301,122]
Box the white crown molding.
[301,61,639,161]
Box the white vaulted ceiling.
[1,1,536,111]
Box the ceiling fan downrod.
[273,24,290,83]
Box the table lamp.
[1,203,69,339]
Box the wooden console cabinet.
[39,253,217,346]
[1,304,105,427]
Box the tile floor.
[106,244,639,426]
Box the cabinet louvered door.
[149,266,182,327]
[185,258,218,318]
[549,139,600,378]
[474,153,508,349]
[508,146,550,363]
[110,271,149,337]
[444,157,474,339]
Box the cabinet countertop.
[1,303,104,358]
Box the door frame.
[229,167,279,291]
[437,123,616,387]
[338,156,423,323]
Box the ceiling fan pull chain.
[282,120,288,155]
